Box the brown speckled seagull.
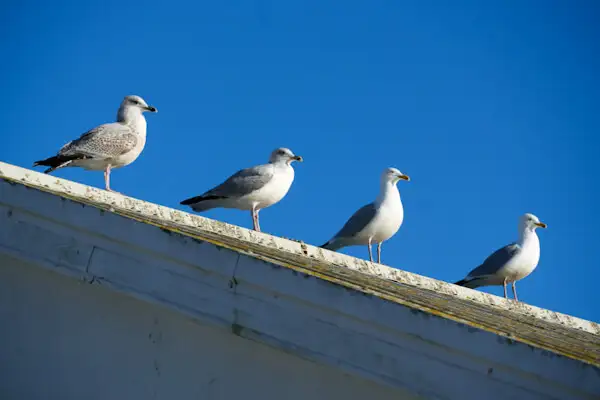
[33,95,157,193]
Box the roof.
[1,161,598,368]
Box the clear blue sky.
[1,1,598,321]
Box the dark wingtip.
[32,159,54,173]
[180,196,203,206]
[454,279,467,286]
[181,195,227,205]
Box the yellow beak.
[535,222,547,228]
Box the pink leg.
[104,166,111,191]
[250,210,258,231]
[104,165,119,193]
[512,282,518,302]
[367,238,374,262]
[503,278,508,299]
[377,242,382,264]
[255,209,261,232]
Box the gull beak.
[398,174,410,181]
[145,105,158,113]
[535,222,547,228]
[292,155,303,162]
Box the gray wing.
[332,203,377,239]
[59,123,137,159]
[202,164,274,199]
[467,243,521,278]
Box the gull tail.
[454,277,481,289]
[320,239,341,251]
[180,195,224,212]
[33,155,76,174]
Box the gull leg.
[104,165,120,193]
[104,166,110,191]
[255,209,261,232]
[251,210,258,231]
[503,278,508,299]
[377,242,382,264]
[104,165,116,193]
[367,238,374,262]
[512,282,518,302]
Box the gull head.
[122,95,158,113]
[382,167,410,184]
[520,213,547,231]
[269,147,303,165]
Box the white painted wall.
[1,163,599,400]
[0,258,408,400]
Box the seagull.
[33,95,157,192]
[180,147,303,232]
[454,213,547,301]
[320,167,410,263]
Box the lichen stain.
[300,243,309,256]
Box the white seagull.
[180,147,303,232]
[454,213,547,301]
[320,167,410,263]
[33,95,157,192]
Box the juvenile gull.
[454,213,547,301]
[320,167,410,263]
[180,147,303,232]
[33,95,157,192]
